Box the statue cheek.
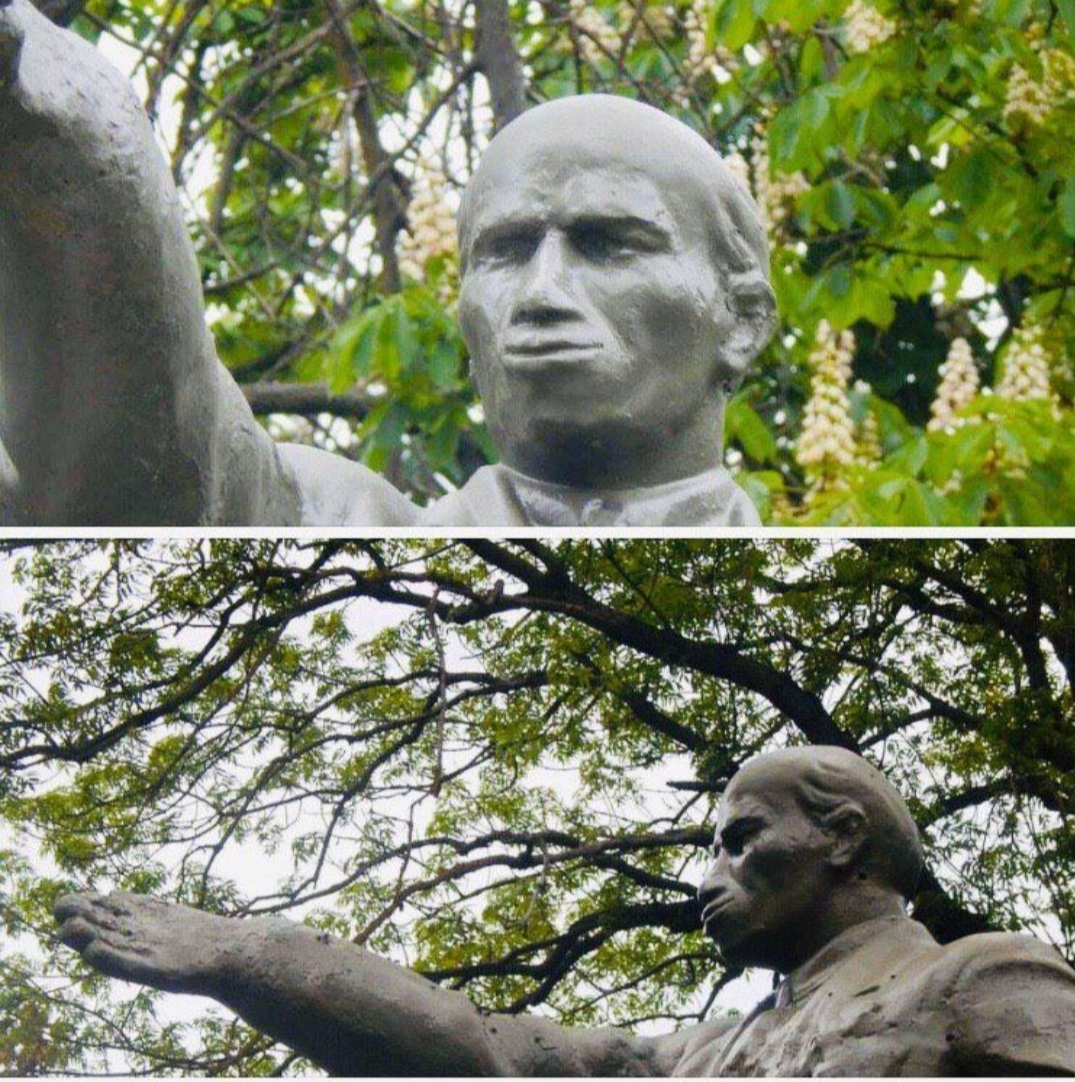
[633,280,718,360]
[739,844,792,892]
[459,282,499,358]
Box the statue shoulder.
[278,444,418,526]
[420,465,516,526]
[936,931,1075,1074]
[942,928,1075,981]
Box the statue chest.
[673,973,957,1077]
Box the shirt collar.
[777,915,912,1007]
[497,464,759,527]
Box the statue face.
[698,773,834,973]
[458,143,735,483]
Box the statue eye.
[569,218,671,261]
[721,823,758,857]
[571,224,629,261]
[475,231,537,266]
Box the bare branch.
[242,381,374,420]
[473,0,528,128]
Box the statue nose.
[698,860,727,902]
[510,232,576,325]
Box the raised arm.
[0,0,308,524]
[54,891,678,1076]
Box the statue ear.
[719,278,777,391]
[824,804,869,874]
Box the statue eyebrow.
[470,212,673,247]
[566,213,673,245]
[471,214,544,241]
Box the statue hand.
[54,891,226,995]
[0,0,24,92]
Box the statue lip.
[504,337,603,357]
[700,896,733,928]
[502,339,604,368]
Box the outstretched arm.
[0,0,301,524]
[55,891,678,1076]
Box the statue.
[0,0,774,526]
[55,746,1075,1075]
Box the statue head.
[698,746,924,974]
[456,95,776,489]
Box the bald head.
[729,746,925,900]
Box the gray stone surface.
[55,746,1075,1076]
[0,0,772,526]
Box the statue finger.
[53,891,106,923]
[55,893,135,941]
[82,936,174,990]
[56,913,100,952]
[102,891,137,917]
[81,936,139,981]
[0,1,24,92]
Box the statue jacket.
[419,463,762,527]
[278,452,762,527]
[671,915,1075,1076]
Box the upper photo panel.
[2,0,1072,526]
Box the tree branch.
[472,0,528,129]
[323,0,407,293]
[241,381,374,420]
[461,541,859,752]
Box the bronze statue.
[0,0,773,525]
[55,746,1075,1075]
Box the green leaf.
[1055,0,1075,48]
[393,305,421,376]
[828,262,852,298]
[428,340,463,391]
[885,431,929,476]
[1058,182,1075,240]
[770,90,833,171]
[710,0,757,51]
[799,34,825,82]
[826,181,856,230]
[361,400,409,471]
[725,397,779,463]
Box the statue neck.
[777,888,908,976]
[496,400,727,490]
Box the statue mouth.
[700,896,734,930]
[503,338,603,364]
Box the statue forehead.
[721,747,892,814]
[466,95,722,219]
[718,762,801,824]
[467,164,676,232]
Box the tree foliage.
[0,538,1072,1072]
[32,0,1075,522]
